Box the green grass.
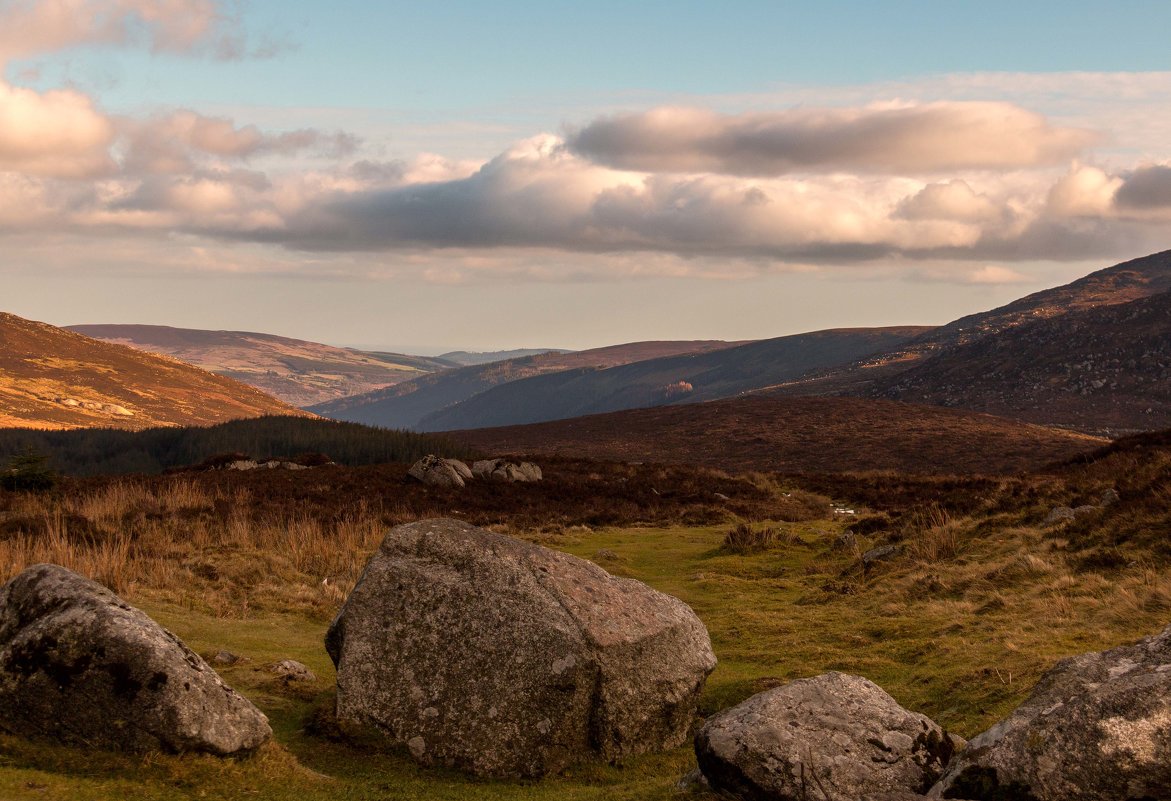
[4,520,1170,800]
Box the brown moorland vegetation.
[0,312,310,430]
[454,395,1104,475]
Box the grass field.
[4,482,1170,801]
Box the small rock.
[836,530,859,550]
[1100,488,1120,506]
[592,549,620,563]
[862,544,902,565]
[270,659,316,682]
[1044,506,1076,524]
[212,650,247,666]
[712,492,730,501]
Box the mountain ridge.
[1,313,309,430]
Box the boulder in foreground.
[696,672,955,801]
[931,623,1171,801]
[0,564,271,755]
[326,518,716,778]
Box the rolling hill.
[0,313,309,430]
[770,249,1171,400]
[67,324,454,407]
[453,395,1104,475]
[866,289,1171,435]
[418,327,932,431]
[309,339,747,429]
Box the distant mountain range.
[437,348,573,366]
[453,395,1103,476]
[67,324,454,407]
[417,327,931,431]
[0,313,308,430]
[308,340,746,429]
[15,249,1171,441]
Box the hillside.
[0,312,308,430]
[68,324,453,407]
[771,249,1171,399]
[310,339,746,429]
[866,290,1171,435]
[454,395,1103,475]
[420,327,932,431]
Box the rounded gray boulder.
[407,455,470,488]
[930,623,1171,801]
[696,672,955,801]
[471,458,543,482]
[0,564,271,755]
[325,518,716,778]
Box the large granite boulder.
[471,458,542,483]
[0,564,271,755]
[931,623,1171,800]
[407,455,470,488]
[325,518,716,778]
[696,672,955,801]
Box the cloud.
[226,135,1040,263]
[120,110,358,174]
[0,0,246,62]
[566,102,1097,175]
[1047,164,1123,217]
[1114,165,1171,210]
[0,80,115,176]
[896,180,1003,223]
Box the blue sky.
[3,1,1171,352]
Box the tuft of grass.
[722,522,777,554]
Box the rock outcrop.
[931,623,1171,801]
[326,518,715,778]
[696,672,955,801]
[471,458,543,482]
[406,455,471,488]
[0,564,271,755]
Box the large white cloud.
[566,102,1096,175]
[0,81,115,176]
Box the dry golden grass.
[0,479,390,619]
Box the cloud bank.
[0,1,1169,288]
[566,103,1096,175]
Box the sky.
[3,1,1171,353]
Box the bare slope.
[309,339,746,429]
[420,327,932,431]
[0,313,309,430]
[68,324,453,407]
[454,395,1103,475]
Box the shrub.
[0,448,58,492]
[723,522,777,554]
